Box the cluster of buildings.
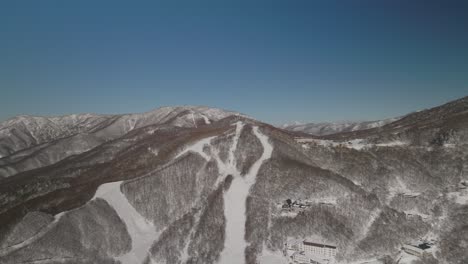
[285,238,337,264]
[281,199,308,209]
[283,237,432,263]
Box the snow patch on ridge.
[201,114,211,124]
[297,138,407,150]
[175,136,217,161]
[147,147,158,156]
[448,188,468,205]
[93,181,158,264]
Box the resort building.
[402,244,425,257]
[286,238,337,264]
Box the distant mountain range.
[281,118,401,136]
[0,96,467,264]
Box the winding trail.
[218,126,273,264]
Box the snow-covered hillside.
[1,97,468,264]
[0,106,243,177]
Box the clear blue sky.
[1,0,467,124]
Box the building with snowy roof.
[286,238,337,264]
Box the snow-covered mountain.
[0,106,241,177]
[282,117,400,136]
[0,97,467,264]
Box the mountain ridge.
[0,106,244,177]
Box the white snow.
[180,233,192,263]
[345,259,383,264]
[228,121,244,167]
[388,177,421,202]
[175,136,216,161]
[280,211,299,218]
[0,179,158,261]
[258,245,287,264]
[126,118,137,131]
[363,208,381,235]
[146,128,158,134]
[351,179,362,187]
[375,140,406,147]
[218,126,273,264]
[201,114,211,124]
[404,209,430,219]
[296,138,407,150]
[147,147,158,156]
[300,138,368,150]
[246,127,273,184]
[190,111,198,128]
[93,181,158,264]
[346,139,367,150]
[179,122,246,263]
[395,251,419,264]
[346,139,406,149]
[8,257,80,264]
[443,143,456,148]
[352,208,382,247]
[448,189,468,205]
[310,197,338,205]
[296,138,339,146]
[212,122,245,180]
[179,210,202,263]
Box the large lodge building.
[286,238,337,264]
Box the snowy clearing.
[396,251,419,264]
[258,245,287,264]
[201,114,211,124]
[387,177,421,202]
[175,136,216,161]
[404,209,430,219]
[147,147,158,156]
[448,189,468,205]
[93,181,158,264]
[376,141,406,147]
